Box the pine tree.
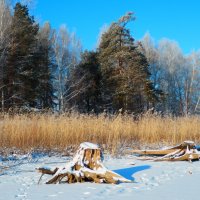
[5,3,39,109]
[98,12,161,113]
[68,51,101,113]
[35,22,55,109]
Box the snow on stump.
[129,141,200,162]
[37,142,131,184]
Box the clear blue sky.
[32,0,200,54]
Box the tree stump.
[37,142,131,184]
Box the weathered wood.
[129,141,197,156]
[37,142,131,184]
[130,141,200,162]
[37,167,58,175]
[129,149,177,156]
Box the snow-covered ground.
[1,154,200,200]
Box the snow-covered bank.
[1,155,200,200]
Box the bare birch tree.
[0,0,12,111]
[157,39,186,115]
[185,52,200,114]
[52,25,81,112]
[142,33,160,90]
[142,33,200,115]
[52,25,70,111]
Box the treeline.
[0,1,81,112]
[0,1,200,115]
[70,13,163,114]
[142,34,200,115]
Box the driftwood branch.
[128,141,200,162]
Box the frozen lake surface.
[1,154,200,200]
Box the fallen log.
[128,141,200,162]
[37,142,131,184]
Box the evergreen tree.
[98,12,161,113]
[5,2,39,109]
[35,22,55,109]
[68,51,101,113]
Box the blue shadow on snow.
[113,165,151,181]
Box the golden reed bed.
[0,113,200,154]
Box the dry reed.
[0,113,200,154]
